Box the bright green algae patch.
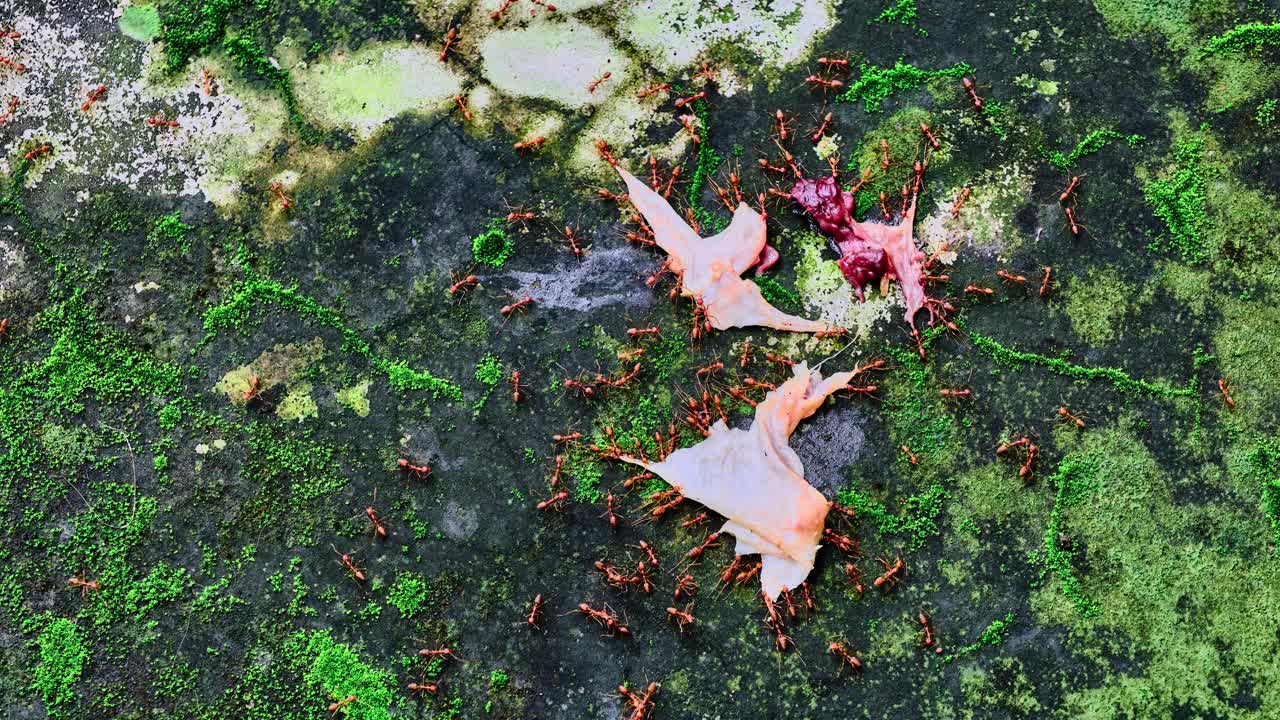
[32,617,90,712]
[1144,136,1210,264]
[119,5,162,42]
[471,219,514,268]
[1201,21,1280,57]
[836,59,972,112]
[1045,129,1143,169]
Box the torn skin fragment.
[615,165,829,333]
[620,363,857,599]
[790,175,929,327]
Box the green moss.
[488,669,510,692]
[1144,136,1210,263]
[1257,98,1278,129]
[687,99,724,234]
[386,572,429,619]
[31,617,89,711]
[147,210,193,254]
[837,482,947,551]
[750,276,800,312]
[200,273,461,400]
[1045,129,1144,169]
[868,0,919,29]
[836,59,971,112]
[302,631,398,720]
[944,613,1015,663]
[1033,455,1102,616]
[471,219,514,268]
[472,353,503,413]
[119,5,162,42]
[1201,21,1280,56]
[159,0,258,73]
[968,330,1197,399]
[1062,267,1138,345]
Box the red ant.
[527,594,545,629]
[695,361,723,377]
[1219,378,1236,410]
[735,561,762,586]
[561,225,588,258]
[920,122,942,150]
[24,144,52,161]
[513,135,546,153]
[146,113,180,130]
[673,91,707,109]
[815,326,847,339]
[0,56,26,73]
[817,56,851,73]
[625,326,658,339]
[0,318,8,342]
[962,77,983,111]
[772,109,793,142]
[830,641,862,672]
[243,374,264,404]
[418,646,461,662]
[666,602,696,632]
[549,455,564,489]
[917,612,943,654]
[602,492,622,530]
[399,458,433,479]
[334,547,366,582]
[1064,206,1083,237]
[804,74,844,91]
[900,445,920,466]
[622,470,653,490]
[201,67,216,96]
[636,82,670,99]
[452,94,472,122]
[575,602,631,637]
[684,532,720,565]
[588,71,612,94]
[674,574,698,600]
[447,270,479,297]
[873,554,905,590]
[618,681,659,720]
[500,296,533,318]
[879,191,893,220]
[800,583,816,615]
[552,431,581,443]
[997,270,1027,286]
[407,680,438,696]
[81,85,106,112]
[823,528,859,555]
[997,437,1038,480]
[439,26,458,62]
[996,437,1031,455]
[0,95,17,124]
[595,139,619,167]
[810,111,833,144]
[490,0,516,21]
[508,370,527,403]
[939,387,972,400]
[965,284,995,297]
[529,0,556,13]
[844,563,865,593]
[328,694,357,717]
[67,576,101,597]
[364,506,389,540]
[1040,266,1054,298]
[950,186,972,219]
[757,158,788,175]
[537,490,569,511]
[270,182,291,211]
[679,113,701,144]
[1059,175,1082,204]
[1058,406,1086,429]
[595,187,628,204]
[681,512,709,529]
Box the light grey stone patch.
[792,405,866,498]
[440,501,479,541]
[500,247,655,313]
[403,425,455,471]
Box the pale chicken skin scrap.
[615,164,830,333]
[620,363,856,598]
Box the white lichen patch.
[618,0,837,72]
[480,18,630,109]
[0,4,288,207]
[292,43,463,140]
[0,239,26,302]
[919,165,1033,259]
[792,231,899,342]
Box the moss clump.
[302,631,398,720]
[471,219,514,268]
[32,617,89,711]
[968,330,1196,399]
[471,353,503,414]
[686,99,723,234]
[386,572,429,619]
[147,211,193,254]
[944,613,1015,663]
[159,0,257,73]
[1257,98,1278,129]
[1063,267,1137,345]
[1245,439,1280,547]
[836,59,971,112]
[868,0,919,30]
[1201,21,1280,56]
[750,276,800,311]
[837,482,947,551]
[1046,129,1144,169]
[1144,136,1209,263]
[1034,455,1101,617]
